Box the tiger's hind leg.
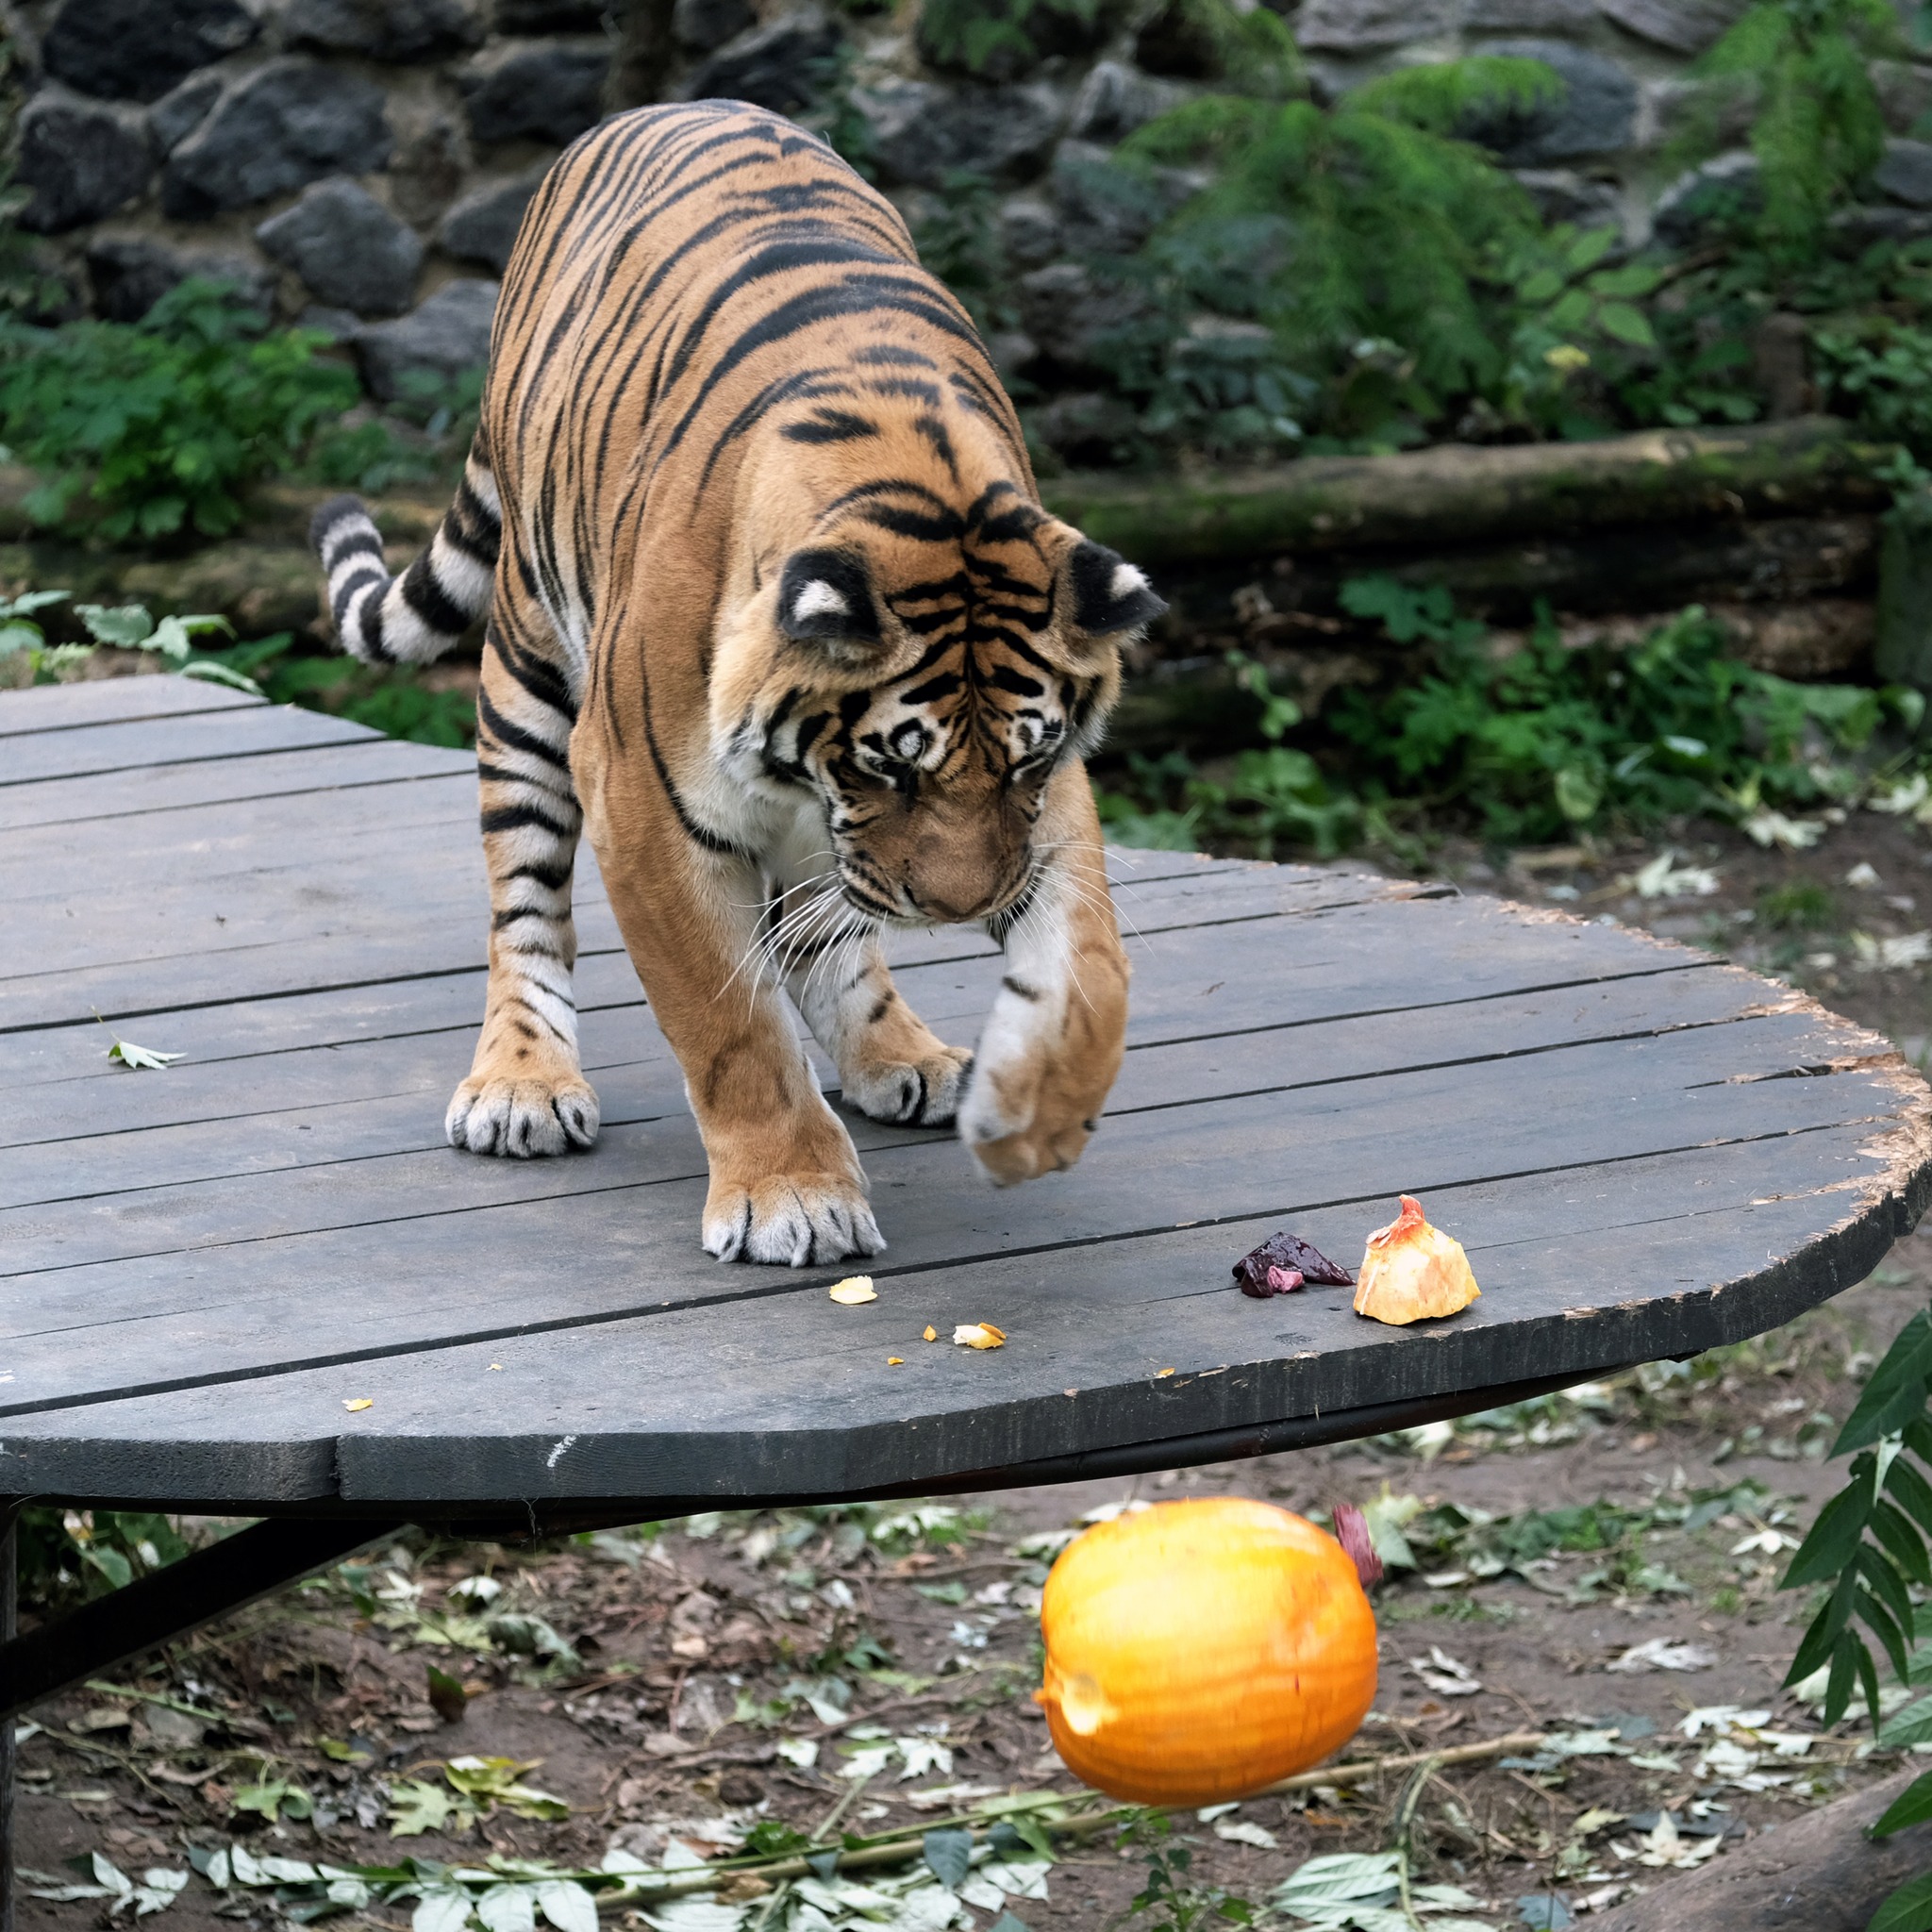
[445,619,602,1158]
[776,892,972,1127]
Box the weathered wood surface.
[2,681,1928,1518]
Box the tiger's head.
[717,469,1164,927]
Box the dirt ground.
[15,807,1932,1932]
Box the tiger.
[308,99,1165,1267]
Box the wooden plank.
[0,677,262,738]
[0,1021,1909,1407]
[1,704,380,787]
[0,741,474,833]
[0,961,1799,1206]
[0,1120,1915,1507]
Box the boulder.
[856,78,1065,190]
[1512,167,1623,228]
[15,93,154,234]
[1876,138,1932,208]
[1048,140,1203,256]
[1068,59,1186,143]
[673,0,757,53]
[1873,59,1932,138]
[356,277,498,401]
[1296,0,1458,53]
[1133,0,1227,78]
[494,0,608,25]
[997,194,1062,270]
[1651,148,1759,243]
[86,234,275,321]
[1028,389,1141,463]
[163,59,393,217]
[257,177,425,316]
[390,118,467,225]
[438,169,545,274]
[148,71,225,153]
[41,0,257,104]
[1016,259,1149,375]
[687,11,842,116]
[1468,0,1594,24]
[1596,0,1748,55]
[1460,39,1639,164]
[283,0,486,61]
[458,39,610,144]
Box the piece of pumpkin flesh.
[1353,1193,1481,1324]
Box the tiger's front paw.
[703,1169,886,1266]
[447,1073,601,1158]
[842,1044,974,1127]
[958,1065,1102,1185]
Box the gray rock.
[295,304,365,341]
[356,277,498,400]
[674,0,756,52]
[283,0,486,61]
[1049,139,1202,255]
[85,234,275,321]
[1016,259,1149,374]
[1873,60,1932,139]
[438,169,545,273]
[686,11,842,116]
[983,328,1037,381]
[1834,204,1932,243]
[1460,39,1639,164]
[493,0,608,25]
[1877,139,1932,208]
[998,194,1062,270]
[15,93,153,234]
[1068,59,1186,143]
[1596,0,1748,54]
[458,38,611,144]
[856,78,1065,190]
[1028,389,1141,461]
[1296,0,1457,53]
[390,118,467,225]
[1470,0,1594,23]
[163,59,393,217]
[1651,149,1759,244]
[149,71,225,153]
[42,0,257,104]
[257,177,426,315]
[1512,166,1622,228]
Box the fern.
[1692,0,1898,257]
[1121,59,1557,409]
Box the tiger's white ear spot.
[1108,561,1149,602]
[791,579,849,625]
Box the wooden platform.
[5,675,1930,1524]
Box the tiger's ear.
[777,547,882,659]
[1063,538,1166,639]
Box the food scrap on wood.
[827,1275,877,1305]
[1234,1230,1355,1297]
[1354,1195,1482,1325]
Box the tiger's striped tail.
[309,441,502,664]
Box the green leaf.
[533,1881,595,1932]
[179,658,264,694]
[1825,1628,1863,1727]
[1518,267,1564,304]
[1858,1578,1912,1683]
[74,603,154,648]
[1596,301,1657,348]
[1565,225,1616,271]
[1882,1692,1932,1748]
[1871,1499,1931,1586]
[1873,1770,1932,1839]
[1888,1457,1932,1545]
[924,1828,974,1890]
[1869,1870,1932,1932]
[411,1890,473,1932]
[387,1779,456,1838]
[107,1038,185,1071]
[1839,1311,1932,1452]
[1784,1456,1877,1588]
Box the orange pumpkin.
[1034,1497,1378,1805]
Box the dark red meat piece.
[1233,1229,1354,1296]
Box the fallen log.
[1042,417,1897,571]
[1591,1762,1932,1932]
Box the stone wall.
[7,0,1932,450]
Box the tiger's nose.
[911,885,991,923]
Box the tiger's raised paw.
[447,1074,601,1158]
[842,1045,974,1128]
[703,1172,886,1266]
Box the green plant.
[17,1507,191,1607]
[1757,880,1838,929]
[1116,58,1557,437]
[1777,1307,1932,1929]
[916,0,1113,78]
[1815,319,1932,456]
[0,277,358,541]
[0,591,259,690]
[1116,1814,1253,1930]
[1691,0,1898,260]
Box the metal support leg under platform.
[0,1512,404,1932]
